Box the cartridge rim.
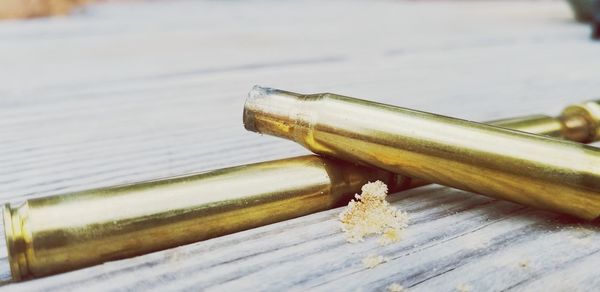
[3,204,22,281]
[562,100,600,143]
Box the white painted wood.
[0,0,598,290]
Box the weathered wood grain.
[0,0,599,290]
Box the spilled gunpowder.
[338,180,409,245]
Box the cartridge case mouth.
[3,203,28,281]
[242,86,261,133]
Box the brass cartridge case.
[4,94,598,281]
[244,86,600,220]
[4,156,407,281]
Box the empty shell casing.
[4,156,408,281]
[4,95,599,281]
[243,86,600,220]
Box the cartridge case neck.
[243,86,318,147]
[488,115,563,138]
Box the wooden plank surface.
[0,0,599,290]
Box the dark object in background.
[567,0,600,40]
[568,0,595,22]
[593,0,600,39]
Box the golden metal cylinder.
[243,86,600,220]
[487,115,564,138]
[4,156,407,280]
[4,93,598,281]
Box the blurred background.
[1,0,599,201]
[1,0,600,289]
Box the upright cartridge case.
[244,86,600,220]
